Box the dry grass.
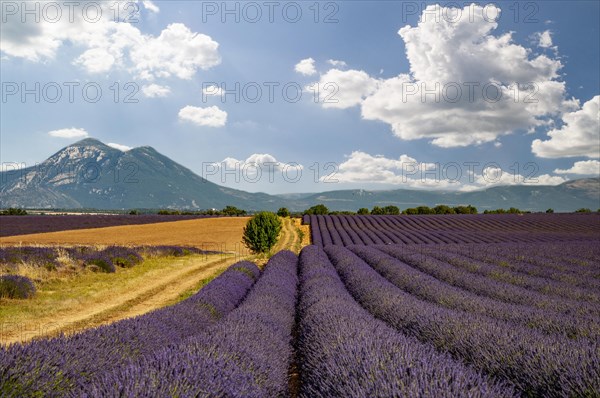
[0,253,247,345]
[0,217,250,253]
[294,218,312,248]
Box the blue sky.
[1,0,599,194]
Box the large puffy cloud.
[1,2,220,80]
[532,96,600,158]
[178,105,227,127]
[312,4,574,148]
[554,160,600,175]
[48,128,89,139]
[332,151,565,190]
[130,23,220,80]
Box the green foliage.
[575,208,592,213]
[383,205,400,215]
[0,208,28,216]
[242,212,282,254]
[546,208,554,213]
[303,204,329,215]
[129,210,140,215]
[417,206,435,214]
[453,205,478,214]
[371,206,384,215]
[277,207,290,217]
[372,206,400,215]
[329,211,356,215]
[357,208,369,215]
[221,205,247,216]
[434,205,455,214]
[158,209,181,215]
[484,207,529,214]
[157,206,246,216]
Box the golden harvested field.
[0,217,250,254]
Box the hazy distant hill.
[1,138,598,212]
[288,179,600,213]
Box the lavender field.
[1,215,599,397]
[0,214,213,237]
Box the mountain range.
[1,138,598,212]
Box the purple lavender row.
[449,243,600,291]
[420,246,600,303]
[0,261,260,397]
[475,242,600,274]
[309,215,323,247]
[0,214,213,237]
[308,214,600,246]
[514,241,600,266]
[325,246,600,397]
[297,246,514,398]
[350,245,598,339]
[378,245,600,319]
[82,250,298,397]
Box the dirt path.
[1,254,248,345]
[62,256,244,336]
[274,218,295,253]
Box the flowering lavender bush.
[297,246,514,397]
[378,245,600,319]
[325,245,600,397]
[100,246,143,268]
[0,261,260,396]
[82,250,298,397]
[1,245,214,274]
[308,214,600,246]
[350,245,599,339]
[0,247,59,270]
[137,245,207,257]
[0,275,36,299]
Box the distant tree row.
[155,205,247,216]
[0,208,28,216]
[302,204,478,216]
[483,207,531,214]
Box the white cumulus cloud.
[554,160,600,175]
[107,143,132,152]
[142,0,160,13]
[48,128,89,139]
[295,58,317,76]
[313,69,379,109]
[536,30,553,48]
[310,4,574,148]
[178,105,227,127]
[532,96,600,158]
[203,85,224,96]
[1,3,220,81]
[327,59,347,68]
[212,154,303,176]
[142,84,171,98]
[332,151,566,190]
